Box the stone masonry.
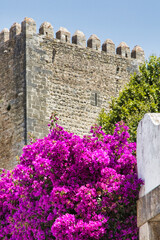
[137,113,160,240]
[0,17,145,169]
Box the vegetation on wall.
[98,56,160,142]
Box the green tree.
[98,56,160,142]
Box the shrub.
[0,119,142,239]
[98,56,160,142]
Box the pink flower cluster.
[0,121,143,239]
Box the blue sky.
[0,0,159,59]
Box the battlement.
[0,17,145,62]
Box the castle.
[0,17,145,169]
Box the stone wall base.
[139,222,160,240]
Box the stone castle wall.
[0,27,25,170]
[0,17,144,169]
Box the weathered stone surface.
[0,28,9,43]
[21,17,36,36]
[0,33,25,170]
[137,184,160,227]
[137,113,160,197]
[72,30,86,47]
[139,223,150,240]
[149,222,160,240]
[87,34,101,51]
[25,35,139,141]
[56,27,70,43]
[9,23,21,39]
[102,39,115,55]
[139,221,160,240]
[131,45,145,62]
[39,22,54,38]
[137,113,160,240]
[116,41,130,58]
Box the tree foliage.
[0,116,142,239]
[98,56,160,142]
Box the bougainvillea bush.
[0,119,142,240]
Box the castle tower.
[0,17,144,169]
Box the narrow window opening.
[116,79,119,93]
[52,49,56,63]
[125,53,128,58]
[96,45,98,50]
[95,93,98,106]
[46,32,48,36]
[7,104,11,111]
[116,66,120,74]
[91,92,100,106]
[65,35,68,42]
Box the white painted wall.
[137,113,160,197]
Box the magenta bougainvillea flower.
[0,120,143,239]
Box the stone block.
[0,28,9,43]
[21,17,36,36]
[137,184,160,227]
[10,23,21,39]
[139,221,160,240]
[116,41,130,58]
[137,184,160,239]
[102,39,115,55]
[131,45,145,62]
[56,27,70,43]
[87,34,101,51]
[139,223,150,240]
[72,30,86,47]
[39,22,54,38]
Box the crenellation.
[102,39,115,55]
[116,42,131,58]
[9,23,21,39]
[39,22,54,38]
[87,34,101,51]
[72,30,86,47]
[0,18,145,61]
[0,28,9,44]
[21,17,36,36]
[131,45,145,62]
[56,27,71,43]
